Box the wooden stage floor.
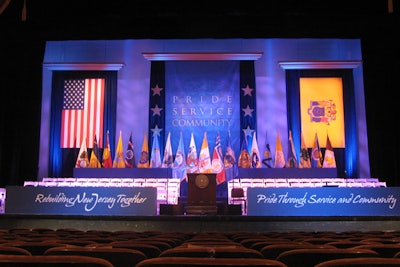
[1,214,400,233]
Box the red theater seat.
[0,255,114,267]
[135,257,288,267]
[159,246,264,258]
[276,248,379,267]
[44,246,147,267]
[315,257,400,267]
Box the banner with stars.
[240,61,257,153]
[148,62,166,158]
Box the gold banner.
[300,77,345,148]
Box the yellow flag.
[88,135,101,168]
[274,133,285,168]
[323,133,337,168]
[198,132,212,173]
[102,131,113,168]
[113,131,125,168]
[137,132,150,168]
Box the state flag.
[76,138,89,168]
[286,130,298,168]
[150,134,162,168]
[113,131,125,168]
[251,131,262,168]
[88,135,101,168]
[186,132,199,174]
[299,132,311,168]
[198,132,212,173]
[124,131,136,168]
[161,132,173,168]
[323,133,337,168]
[311,132,323,168]
[137,133,150,168]
[238,135,251,168]
[102,130,113,168]
[224,131,238,182]
[262,131,273,168]
[172,132,187,180]
[274,133,286,168]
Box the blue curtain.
[49,71,117,177]
[240,61,257,149]
[148,62,166,158]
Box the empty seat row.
[2,229,400,266]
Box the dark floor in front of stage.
[1,214,400,233]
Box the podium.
[186,173,217,215]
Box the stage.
[2,183,400,233]
[1,214,400,233]
[3,171,397,233]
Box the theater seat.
[2,242,67,255]
[276,248,379,267]
[0,246,32,255]
[240,238,291,249]
[350,243,400,257]
[44,246,147,267]
[135,256,288,267]
[93,242,162,258]
[260,244,336,259]
[159,246,263,258]
[314,257,400,267]
[0,255,114,267]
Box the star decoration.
[242,105,254,117]
[151,104,163,116]
[151,125,163,137]
[151,84,163,96]
[241,84,254,96]
[242,126,254,138]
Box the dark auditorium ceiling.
[1,0,398,39]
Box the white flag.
[198,132,212,173]
[251,131,262,168]
[186,132,199,173]
[76,138,89,168]
[161,132,173,168]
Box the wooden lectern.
[186,173,217,215]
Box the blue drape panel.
[49,71,117,177]
[149,61,166,158]
[240,61,257,148]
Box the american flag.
[60,79,104,148]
